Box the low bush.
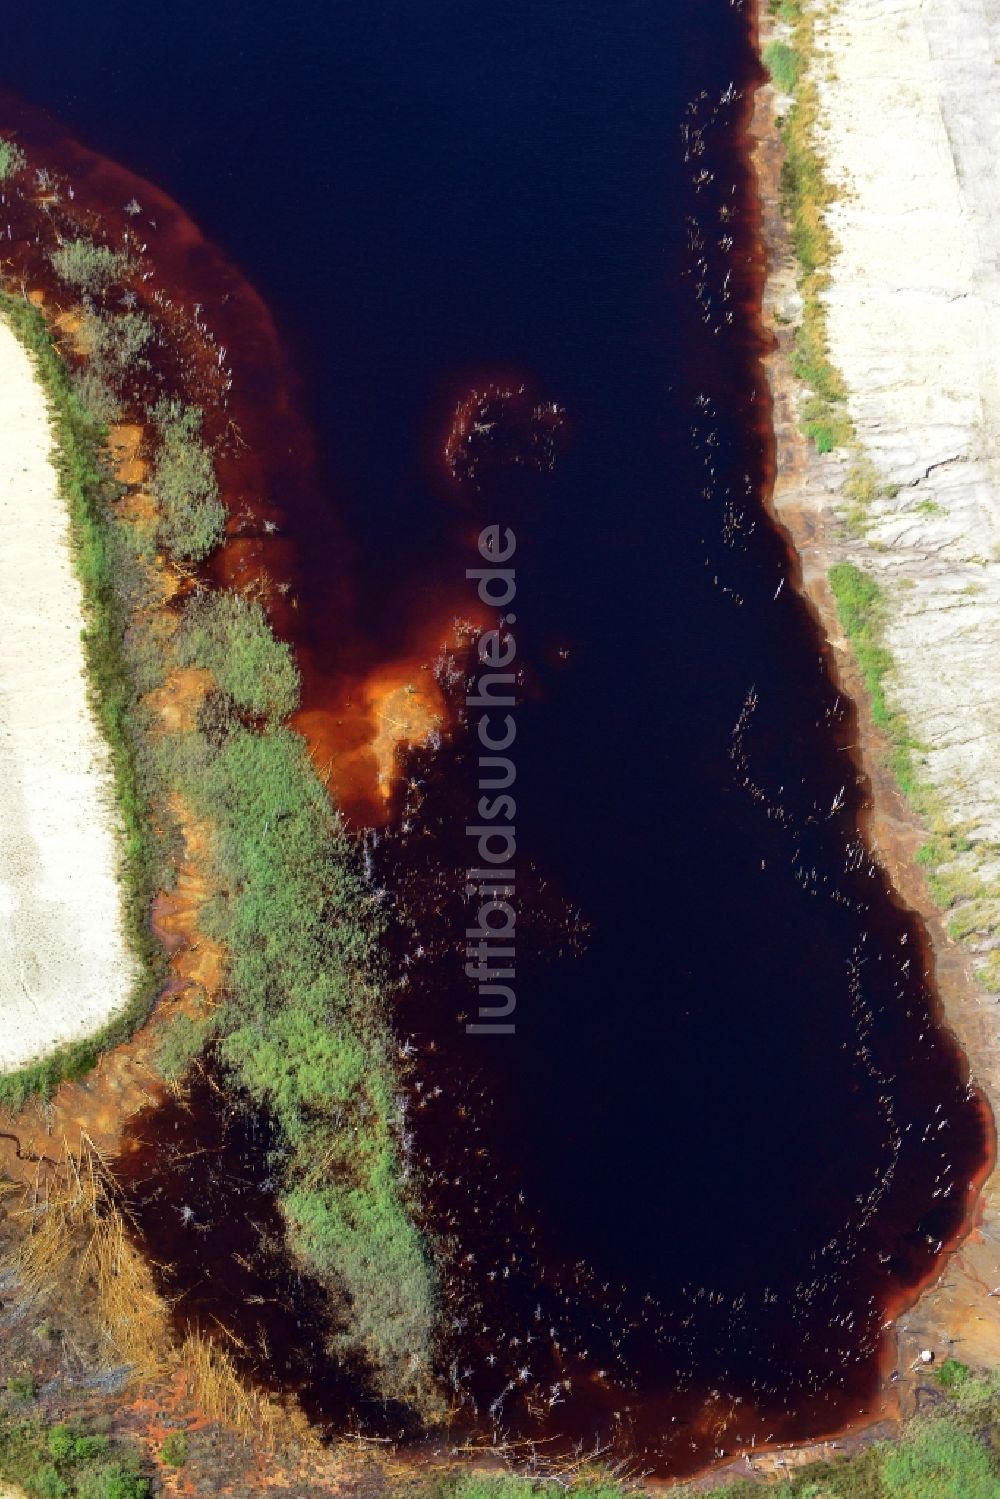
[177,591,300,722]
[148,399,225,562]
[49,238,131,295]
[85,311,156,380]
[936,1356,973,1392]
[764,40,800,93]
[70,369,121,428]
[0,1416,149,1499]
[158,1430,188,1468]
[0,136,27,180]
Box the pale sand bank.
[817,0,1000,844]
[0,315,133,1072]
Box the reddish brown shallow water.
[0,0,991,1471]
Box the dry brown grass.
[176,1330,286,1445]
[3,1138,312,1452]
[4,1134,170,1377]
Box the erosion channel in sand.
[0,316,132,1072]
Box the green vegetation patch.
[0,136,27,181]
[177,591,300,722]
[148,399,226,563]
[0,1415,150,1499]
[85,311,156,380]
[164,720,436,1390]
[49,238,132,296]
[2,278,434,1398]
[658,1359,1000,1496]
[828,561,920,798]
[158,1430,188,1469]
[763,40,800,93]
[882,1418,997,1499]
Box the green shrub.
[148,400,225,562]
[70,370,121,428]
[0,1416,148,1499]
[177,591,300,721]
[936,1357,972,1392]
[76,1465,149,1499]
[0,137,27,180]
[85,311,156,379]
[49,239,131,295]
[764,41,800,92]
[7,1377,36,1402]
[158,1431,188,1468]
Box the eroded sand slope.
[819,0,1000,849]
[0,316,132,1071]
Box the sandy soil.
[818,0,1000,848]
[0,316,133,1072]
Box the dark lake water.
[2,0,991,1476]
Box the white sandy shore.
[0,315,133,1073]
[816,0,1000,851]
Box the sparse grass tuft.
[764,41,800,93]
[5,1136,169,1377]
[0,137,27,181]
[976,950,1000,993]
[177,1333,279,1444]
[828,562,921,798]
[414,1476,628,1499]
